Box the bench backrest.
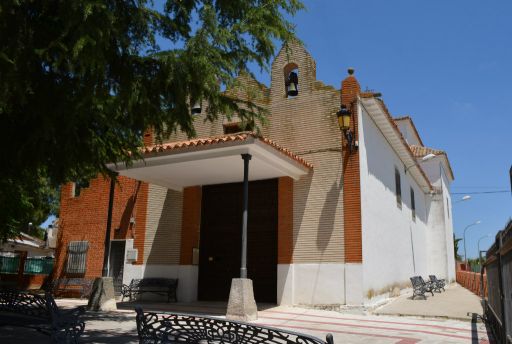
[429,275,438,282]
[0,290,52,319]
[131,278,177,288]
[135,307,333,344]
[410,276,422,288]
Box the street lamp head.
[336,105,351,131]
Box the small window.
[395,168,402,208]
[410,187,416,221]
[66,241,89,274]
[73,180,89,197]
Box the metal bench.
[135,307,334,344]
[0,290,85,343]
[122,278,178,302]
[428,275,445,292]
[45,278,94,299]
[410,276,434,300]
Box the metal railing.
[484,219,512,343]
[0,256,20,274]
[24,258,54,275]
[0,255,54,275]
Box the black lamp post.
[337,105,355,152]
[286,71,298,97]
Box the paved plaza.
[0,284,491,343]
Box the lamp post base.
[87,277,117,311]
[226,278,258,321]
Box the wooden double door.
[198,179,278,303]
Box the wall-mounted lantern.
[337,105,356,152]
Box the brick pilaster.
[341,70,363,263]
[179,186,202,265]
[278,177,294,264]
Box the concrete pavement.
[0,285,491,343]
[374,283,484,321]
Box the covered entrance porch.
[108,133,311,304]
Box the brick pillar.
[341,69,362,264]
[180,186,202,265]
[278,177,294,264]
[143,129,153,146]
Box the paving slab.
[374,283,484,321]
[0,294,491,343]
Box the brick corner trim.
[341,74,363,263]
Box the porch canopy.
[108,132,312,190]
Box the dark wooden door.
[198,179,277,303]
[109,240,126,296]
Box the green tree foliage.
[453,234,462,261]
[0,0,303,239]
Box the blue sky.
[262,0,510,259]
[44,1,512,259]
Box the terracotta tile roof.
[393,116,425,146]
[143,132,313,169]
[409,144,455,180]
[409,145,445,158]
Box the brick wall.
[144,185,183,265]
[55,175,148,279]
[267,41,345,263]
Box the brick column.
[180,186,202,265]
[278,177,294,264]
[341,70,362,263]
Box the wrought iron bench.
[0,290,85,343]
[135,307,334,344]
[45,278,94,299]
[428,275,446,292]
[122,278,178,302]
[410,276,434,300]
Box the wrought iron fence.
[24,257,54,275]
[484,219,512,343]
[0,255,54,275]
[0,255,20,274]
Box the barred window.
[66,241,89,274]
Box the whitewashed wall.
[395,120,422,146]
[358,104,429,301]
[422,158,456,281]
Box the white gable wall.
[358,104,429,303]
[422,158,456,282]
[395,120,422,146]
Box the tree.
[0,0,303,238]
[453,234,462,261]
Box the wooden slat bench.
[122,278,178,303]
[45,278,93,299]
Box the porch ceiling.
[108,132,312,191]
